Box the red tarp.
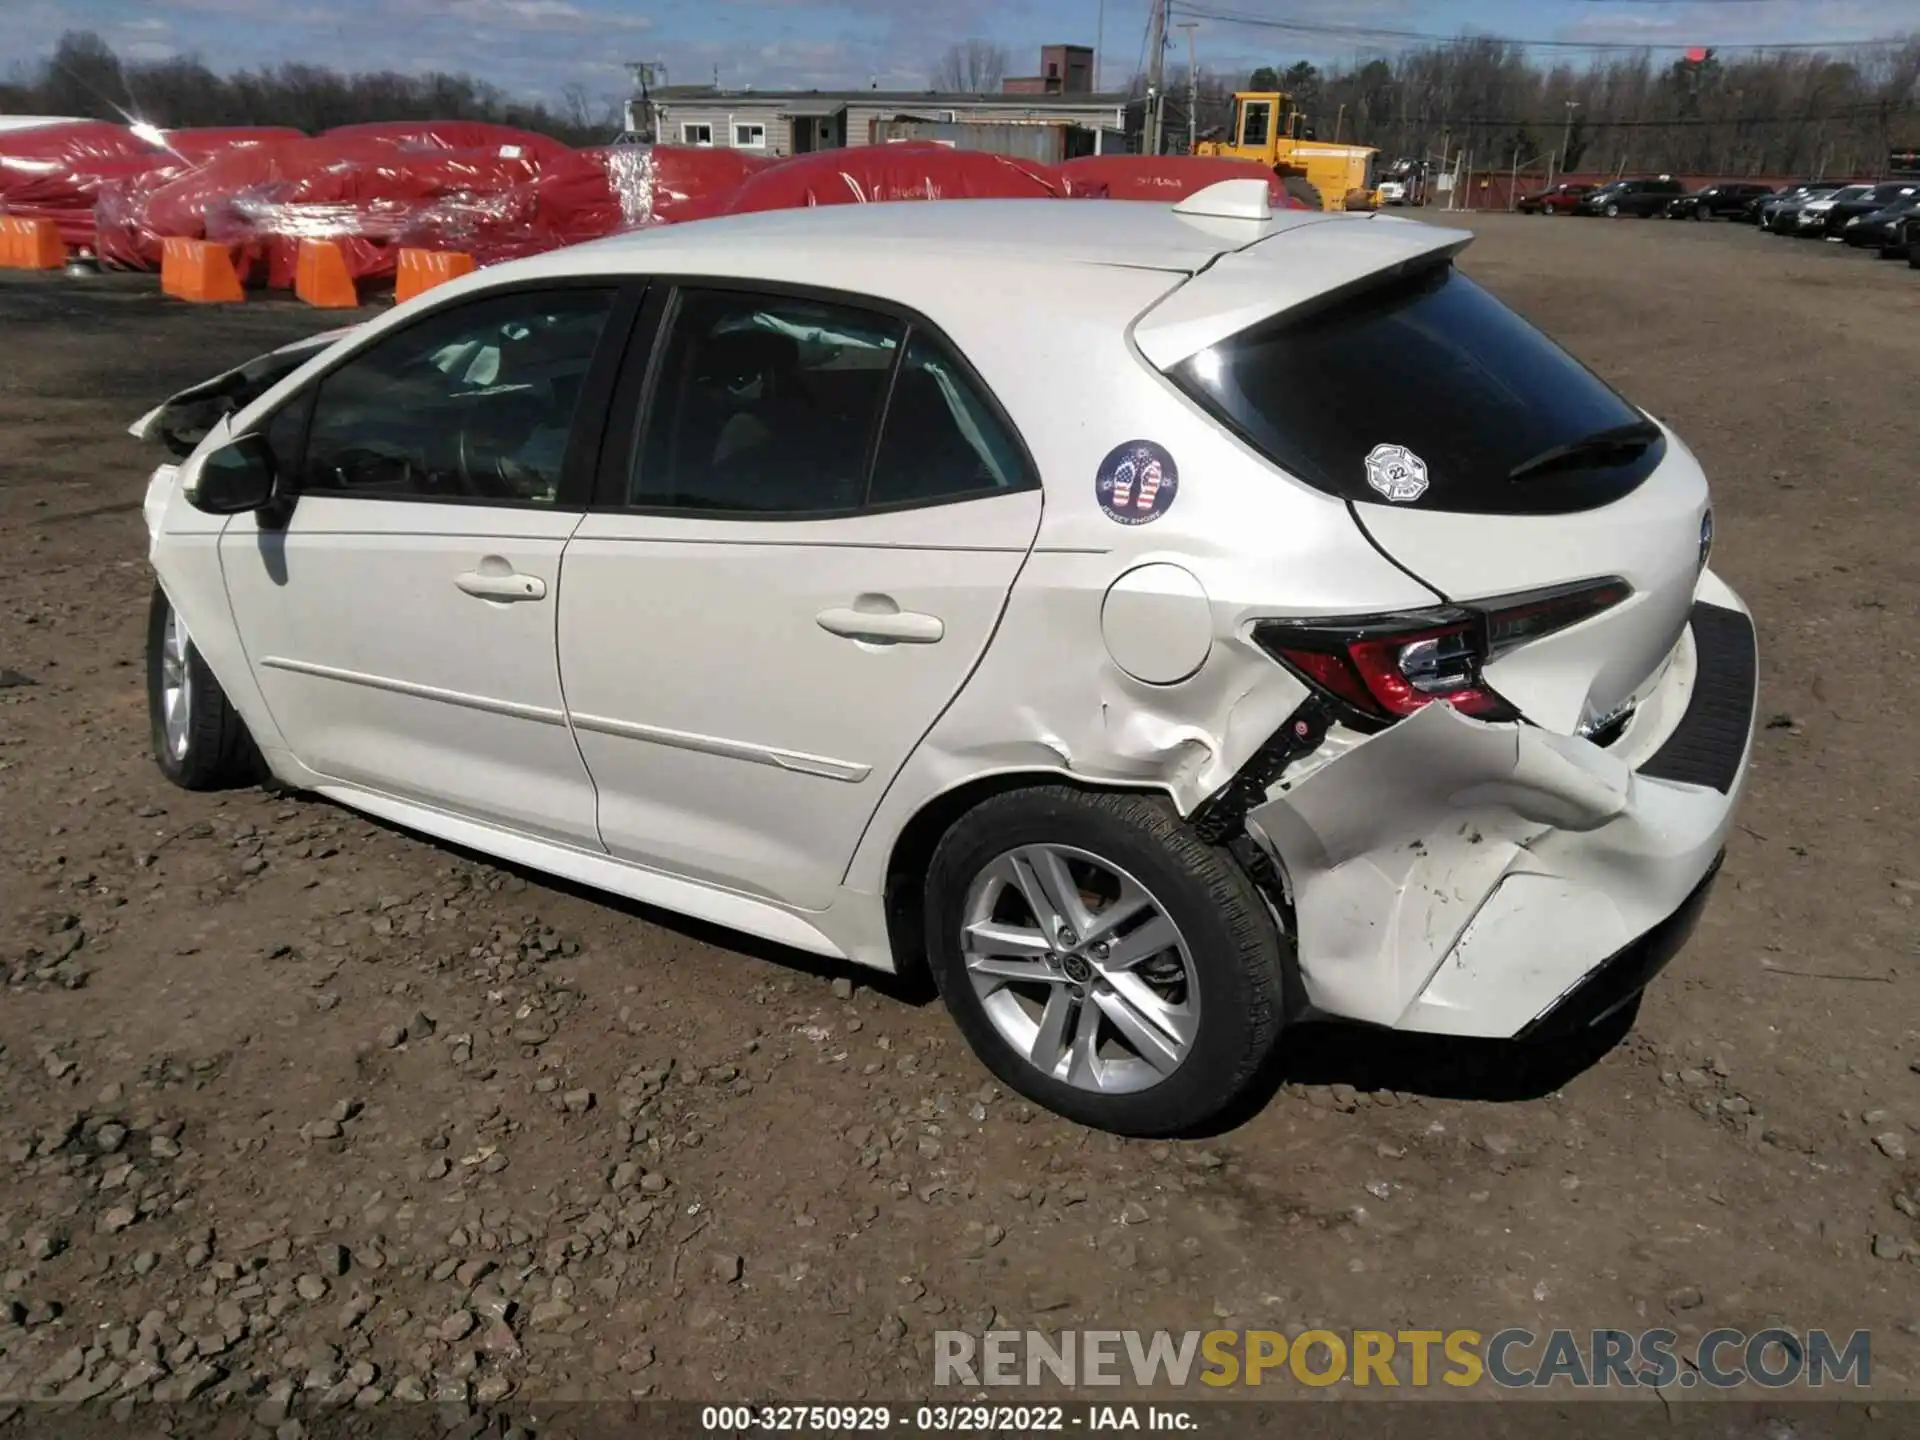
[58,117,1324,285]
[715,141,1062,216]
[318,120,574,165]
[6,123,316,255]
[159,127,305,164]
[0,121,170,249]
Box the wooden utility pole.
[1177,21,1199,154]
[1094,0,1105,93]
[1146,0,1167,155]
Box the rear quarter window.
[1167,263,1666,516]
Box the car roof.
[395,198,1470,370]
[554,198,1349,278]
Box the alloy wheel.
[160,603,194,762]
[960,844,1198,1095]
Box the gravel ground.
[0,213,1916,1426]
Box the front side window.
[299,289,614,505]
[1170,263,1664,516]
[633,291,902,513]
[1240,101,1272,148]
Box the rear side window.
[631,288,1031,515]
[868,334,1026,506]
[1168,264,1665,515]
[633,291,901,514]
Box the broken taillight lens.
[1255,578,1631,728]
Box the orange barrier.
[0,217,66,269]
[160,238,245,303]
[395,247,476,304]
[294,239,359,308]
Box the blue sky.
[8,0,1915,107]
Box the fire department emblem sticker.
[1095,441,1179,526]
[1364,442,1429,502]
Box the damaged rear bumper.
[1241,574,1757,1040]
[1516,851,1722,1040]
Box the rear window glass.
[1167,264,1665,515]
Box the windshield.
[1167,263,1665,516]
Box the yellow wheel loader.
[1195,91,1383,212]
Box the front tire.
[1604,202,1621,217]
[923,786,1287,1136]
[146,584,261,791]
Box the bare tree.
[560,82,597,132]
[1171,31,1920,177]
[932,40,1010,94]
[0,29,612,145]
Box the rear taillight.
[1255,578,1630,728]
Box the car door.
[558,284,1043,911]
[217,281,635,847]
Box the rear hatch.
[1136,223,1708,739]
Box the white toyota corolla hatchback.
[137,181,1756,1135]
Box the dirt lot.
[0,214,1916,1424]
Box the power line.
[1410,105,1920,128]
[1173,3,1919,52]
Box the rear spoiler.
[1132,217,1472,369]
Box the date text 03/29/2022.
[699,1405,1191,1432]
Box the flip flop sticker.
[1096,440,1179,525]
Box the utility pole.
[1146,0,1167,156]
[1561,100,1580,176]
[1177,21,1199,154]
[1094,0,1105,93]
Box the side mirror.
[186,433,278,515]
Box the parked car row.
[1515,172,1920,264]
[1757,180,1920,257]
[1518,177,1689,217]
[1664,182,1775,220]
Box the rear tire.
[923,786,1287,1136]
[1280,175,1323,212]
[146,584,261,792]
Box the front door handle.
[816,605,944,645]
[455,569,547,602]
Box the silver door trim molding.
[258,655,568,727]
[567,712,872,783]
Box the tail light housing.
[1255,578,1631,729]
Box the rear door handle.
[455,569,547,602]
[816,606,944,645]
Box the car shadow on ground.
[328,800,942,1006]
[320,797,1637,1133]
[1186,1002,1642,1138]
